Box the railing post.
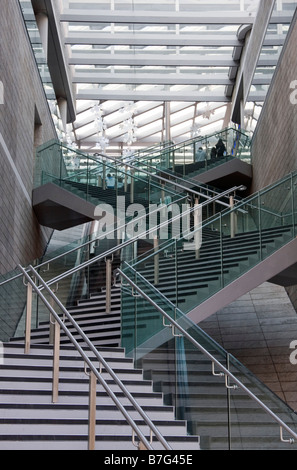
[220,213,224,289]
[154,235,159,285]
[124,165,128,192]
[25,282,33,355]
[106,258,112,313]
[102,161,106,190]
[258,192,263,260]
[130,170,134,204]
[88,370,97,450]
[291,174,295,237]
[52,319,60,404]
[49,285,58,345]
[161,184,165,204]
[194,197,201,260]
[230,195,236,238]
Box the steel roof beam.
[64,34,241,47]
[60,9,292,25]
[64,33,286,48]
[76,90,230,102]
[72,73,234,86]
[69,54,237,67]
[60,10,255,25]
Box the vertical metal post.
[194,197,201,260]
[52,319,60,404]
[130,170,134,204]
[220,213,224,288]
[49,313,54,345]
[86,157,89,200]
[103,161,106,190]
[226,353,232,450]
[124,165,128,192]
[88,370,97,450]
[174,239,178,308]
[106,258,112,313]
[25,282,33,355]
[291,174,296,237]
[49,285,58,345]
[258,192,262,260]
[230,195,236,238]
[161,184,165,204]
[154,236,159,285]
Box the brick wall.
[251,11,297,312]
[0,0,56,275]
[251,11,297,192]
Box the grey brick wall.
[251,11,297,192]
[251,11,297,313]
[0,0,56,275]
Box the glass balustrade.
[35,139,191,209]
[120,264,297,450]
[125,170,297,324]
[1,168,297,449]
[0,189,192,341]
[126,127,251,180]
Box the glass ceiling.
[20,0,297,157]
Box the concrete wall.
[251,10,297,192]
[0,0,56,275]
[250,9,297,313]
[201,283,297,411]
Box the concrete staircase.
[0,288,200,451]
[131,225,297,325]
[7,282,297,450]
[139,346,297,450]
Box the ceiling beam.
[72,73,234,86]
[75,90,230,102]
[65,33,241,47]
[31,0,76,124]
[60,9,256,25]
[64,33,286,48]
[60,9,292,25]
[69,54,237,67]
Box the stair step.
[0,434,200,451]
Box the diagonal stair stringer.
[186,237,297,325]
[127,237,297,360]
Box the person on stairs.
[106,174,115,189]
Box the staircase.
[132,225,296,315]
[139,345,297,450]
[130,126,252,190]
[6,280,297,450]
[0,342,200,450]
[2,146,297,449]
[1,285,201,450]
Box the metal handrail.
[117,126,251,165]
[0,194,187,287]
[40,139,238,209]
[118,266,297,446]
[35,186,242,289]
[19,263,173,451]
[0,184,240,289]
[93,149,242,208]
